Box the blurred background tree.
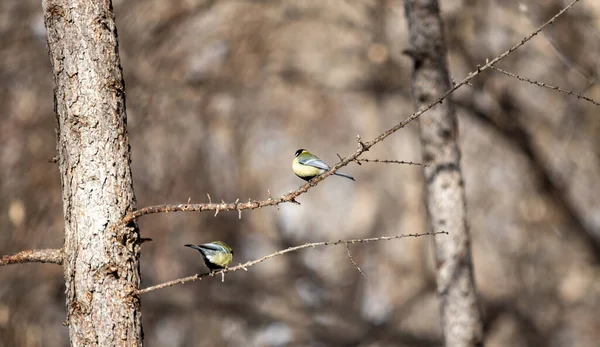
[1,0,600,346]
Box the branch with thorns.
[120,0,580,226]
[335,153,426,167]
[135,231,447,295]
[491,66,600,107]
[355,158,427,167]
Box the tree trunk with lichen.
[43,0,143,345]
[403,0,484,346]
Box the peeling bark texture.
[404,1,484,346]
[42,0,143,346]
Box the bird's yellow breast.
[293,157,325,177]
[207,252,232,267]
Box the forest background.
[1,1,600,346]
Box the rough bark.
[42,0,143,346]
[403,1,484,346]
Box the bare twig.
[135,231,447,295]
[355,158,427,167]
[121,0,579,226]
[346,244,366,278]
[519,3,593,85]
[491,66,600,107]
[0,248,63,266]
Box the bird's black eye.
[295,149,305,157]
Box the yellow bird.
[292,149,355,181]
[184,241,233,274]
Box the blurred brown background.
[2,0,600,346]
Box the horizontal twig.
[491,66,600,107]
[121,0,577,225]
[355,158,427,166]
[0,248,63,266]
[135,231,447,295]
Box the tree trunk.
[403,1,484,346]
[42,0,143,345]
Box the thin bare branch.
[491,66,600,107]
[0,248,63,266]
[519,3,594,85]
[135,231,447,295]
[346,244,366,278]
[355,158,427,167]
[121,0,579,226]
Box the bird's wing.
[199,243,224,252]
[299,157,330,170]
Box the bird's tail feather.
[334,172,355,181]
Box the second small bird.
[292,149,355,181]
[185,241,233,274]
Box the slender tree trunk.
[403,1,484,346]
[42,0,143,345]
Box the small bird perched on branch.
[292,149,355,181]
[184,241,233,274]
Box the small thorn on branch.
[356,135,367,151]
[267,189,279,210]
